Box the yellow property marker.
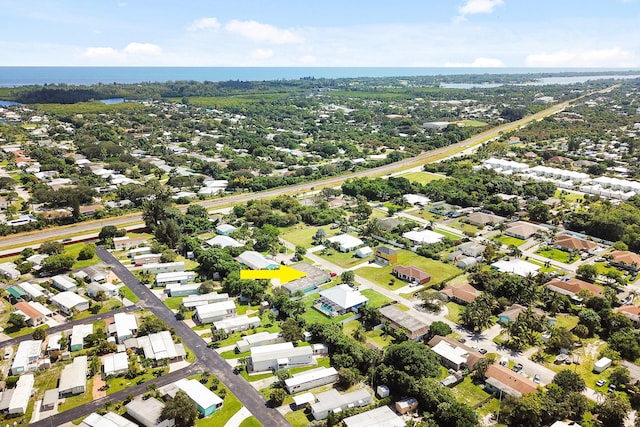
[240,265,307,284]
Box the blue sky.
[1,0,639,67]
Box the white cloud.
[188,17,221,32]
[458,0,504,15]
[83,47,124,60]
[299,54,316,64]
[225,20,303,44]
[526,47,638,67]
[251,48,274,59]
[471,57,504,67]
[123,42,162,56]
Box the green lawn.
[317,248,367,269]
[408,210,443,223]
[357,249,461,289]
[281,224,336,249]
[434,228,465,240]
[164,296,183,310]
[446,220,482,235]
[525,258,558,273]
[446,302,463,323]
[366,328,395,348]
[551,313,579,330]
[459,120,488,127]
[285,410,312,427]
[543,339,608,390]
[493,235,526,248]
[195,386,243,426]
[534,247,577,264]
[118,286,140,303]
[107,368,167,394]
[399,172,448,184]
[239,416,263,427]
[360,289,395,308]
[58,378,94,412]
[63,242,101,269]
[451,377,491,406]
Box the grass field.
[280,224,336,249]
[408,210,443,223]
[434,228,464,240]
[493,235,526,248]
[317,248,368,269]
[356,249,461,289]
[535,247,577,264]
[285,409,312,427]
[400,172,448,184]
[459,120,488,127]
[239,417,262,427]
[451,377,491,406]
[446,302,463,323]
[163,296,183,310]
[447,220,482,235]
[58,378,94,412]
[118,286,139,303]
[360,289,394,307]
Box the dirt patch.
[584,340,604,360]
[92,374,106,399]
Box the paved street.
[96,247,291,427]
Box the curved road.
[0,96,578,253]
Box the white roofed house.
[11,340,42,375]
[235,331,284,353]
[327,234,364,252]
[249,342,314,372]
[0,262,21,280]
[126,397,175,427]
[6,374,34,414]
[173,378,224,416]
[285,367,339,394]
[311,389,372,420]
[206,235,243,248]
[103,352,129,377]
[194,300,236,324]
[316,284,368,316]
[142,261,186,275]
[213,315,261,333]
[14,281,46,300]
[154,271,196,287]
[135,330,186,363]
[235,251,278,270]
[87,281,119,299]
[59,355,88,396]
[51,274,78,292]
[402,229,444,245]
[51,291,90,315]
[80,412,138,427]
[110,312,138,343]
[182,292,229,309]
[71,324,94,351]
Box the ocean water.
[0,66,638,87]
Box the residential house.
[285,367,339,394]
[554,234,597,252]
[311,389,372,420]
[378,305,430,341]
[392,265,431,285]
[110,312,138,344]
[441,283,480,305]
[249,342,314,372]
[51,274,78,292]
[504,221,543,240]
[343,406,404,427]
[215,224,237,236]
[206,235,243,249]
[154,271,196,287]
[182,292,229,309]
[81,266,108,283]
[80,412,137,427]
[428,336,486,370]
[235,331,284,353]
[194,300,237,324]
[616,305,640,327]
[235,251,278,270]
[168,378,223,416]
[610,251,640,272]
[355,246,373,258]
[485,364,538,398]
[374,246,398,265]
[0,262,20,280]
[135,330,186,362]
[5,374,34,414]
[213,315,261,333]
[395,397,419,415]
[10,340,42,375]
[491,259,540,277]
[458,242,486,257]
[402,229,443,245]
[59,355,88,396]
[142,262,185,274]
[103,352,129,377]
[51,292,89,315]
[87,281,118,299]
[317,284,368,316]
[498,304,544,324]
[13,282,45,300]
[126,397,175,427]
[327,234,364,252]
[545,278,603,301]
[133,254,162,266]
[466,212,507,227]
[13,301,46,326]
[128,247,152,258]
[71,324,94,351]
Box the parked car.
[533,374,540,384]
[458,338,466,343]
[596,379,607,387]
[479,348,488,354]
[608,384,617,392]
[329,272,337,277]
[512,363,523,373]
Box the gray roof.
[58,356,88,394]
[311,389,371,414]
[378,305,429,334]
[282,263,330,294]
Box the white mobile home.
[285,367,338,394]
[143,262,185,275]
[311,389,372,420]
[194,300,236,324]
[249,342,314,372]
[154,271,195,287]
[7,374,34,414]
[235,331,284,353]
[51,291,89,315]
[182,292,229,309]
[133,253,162,266]
[11,340,42,375]
[59,355,88,396]
[51,274,78,292]
[213,315,260,333]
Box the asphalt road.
[95,246,291,427]
[0,96,577,254]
